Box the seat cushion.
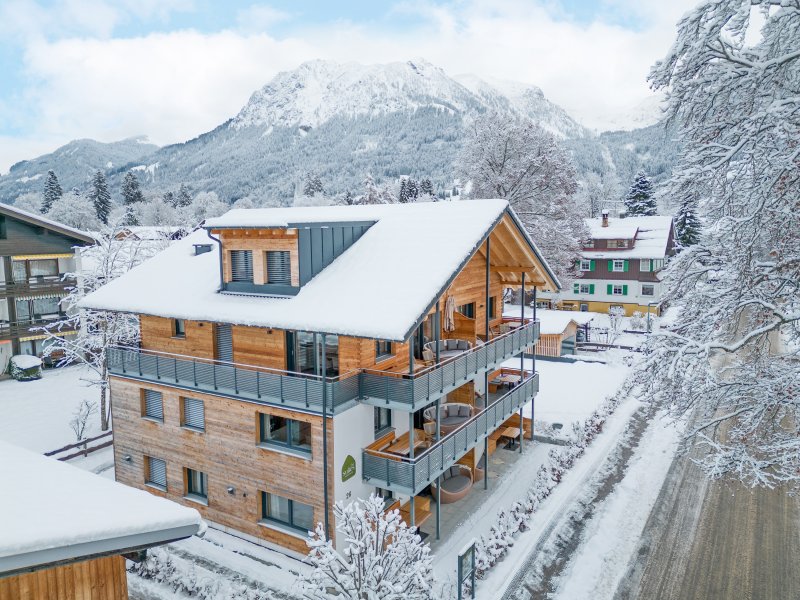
[458,405,472,417]
[456,340,469,350]
[441,415,464,426]
[441,474,471,494]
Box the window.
[457,303,476,318]
[651,259,665,271]
[580,303,589,312]
[0,216,5,239]
[374,407,392,434]
[173,319,186,338]
[611,259,626,272]
[182,397,205,431]
[266,251,291,285]
[583,239,594,248]
[259,413,311,453]
[32,297,60,319]
[261,492,314,532]
[607,240,628,249]
[610,284,628,296]
[143,389,163,422]
[641,284,655,297]
[12,261,27,282]
[230,250,254,283]
[185,468,208,501]
[29,259,58,278]
[145,456,167,490]
[488,296,497,319]
[579,259,592,272]
[579,284,594,295]
[375,340,393,360]
[640,259,651,272]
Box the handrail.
[364,370,532,464]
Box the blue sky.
[0,0,695,173]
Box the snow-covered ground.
[0,365,102,453]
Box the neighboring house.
[112,226,190,242]
[540,211,676,316]
[80,200,559,554]
[0,441,203,600]
[0,204,94,372]
[525,309,594,357]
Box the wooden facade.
[0,555,127,600]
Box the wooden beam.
[491,266,536,273]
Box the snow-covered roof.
[584,216,673,259]
[504,306,593,335]
[82,200,544,341]
[0,441,203,575]
[0,202,94,244]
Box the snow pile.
[473,393,624,579]
[11,355,42,370]
[583,215,674,259]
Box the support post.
[321,333,330,542]
[411,495,416,528]
[519,406,523,454]
[531,286,537,441]
[436,477,441,539]
[409,412,415,460]
[485,237,490,340]
[409,334,414,375]
[484,435,488,490]
[435,301,441,364]
[520,273,525,377]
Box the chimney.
[601,209,609,228]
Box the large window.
[266,251,291,285]
[230,250,254,283]
[259,413,311,454]
[143,389,164,422]
[375,340,393,360]
[457,302,476,318]
[145,456,167,490]
[181,397,205,431]
[374,407,392,435]
[261,492,314,532]
[185,468,208,501]
[29,259,58,278]
[641,284,655,297]
[488,296,497,319]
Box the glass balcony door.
[286,331,339,377]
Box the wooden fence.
[44,430,113,461]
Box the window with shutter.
[607,284,613,295]
[573,283,580,293]
[589,284,595,294]
[230,250,254,282]
[622,285,628,295]
[146,456,167,489]
[216,324,233,362]
[143,390,163,421]
[266,251,291,285]
[182,397,205,431]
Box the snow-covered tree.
[303,174,325,198]
[577,171,621,218]
[140,197,178,226]
[162,190,175,207]
[122,203,139,226]
[301,494,435,599]
[674,193,702,248]
[357,174,383,205]
[47,189,101,230]
[637,0,800,489]
[457,111,586,282]
[13,192,42,214]
[88,171,112,225]
[121,171,145,205]
[342,190,354,205]
[607,306,625,344]
[398,179,410,203]
[231,197,257,210]
[624,171,656,216]
[183,191,228,224]
[42,170,62,214]
[38,223,158,430]
[175,183,192,208]
[420,178,434,197]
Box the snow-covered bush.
[608,306,625,343]
[9,355,42,381]
[301,494,435,599]
[629,311,646,331]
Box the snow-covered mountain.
[0,59,676,205]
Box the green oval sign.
[341,455,356,482]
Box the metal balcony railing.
[361,372,539,495]
[107,319,539,415]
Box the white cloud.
[2,0,699,173]
[235,4,292,33]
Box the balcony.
[0,276,75,299]
[361,372,539,496]
[0,317,70,341]
[106,319,539,416]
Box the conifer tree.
[406,178,419,200]
[175,184,192,208]
[343,191,354,205]
[675,194,702,247]
[122,203,140,226]
[162,191,175,207]
[303,174,324,197]
[121,171,144,205]
[398,179,409,203]
[420,178,434,197]
[624,171,656,216]
[88,171,111,224]
[42,170,62,214]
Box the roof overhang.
[0,204,94,245]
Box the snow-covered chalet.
[81,200,559,554]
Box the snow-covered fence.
[44,430,113,461]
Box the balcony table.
[384,429,427,457]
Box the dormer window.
[266,251,291,285]
[607,240,629,249]
[230,250,254,283]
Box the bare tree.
[608,306,625,344]
[69,400,98,445]
[637,1,800,489]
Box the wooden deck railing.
[44,430,114,461]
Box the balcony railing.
[361,372,539,495]
[360,319,539,409]
[0,276,75,299]
[0,317,69,340]
[107,319,539,415]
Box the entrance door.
[216,324,233,362]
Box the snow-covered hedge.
[128,547,278,600]
[474,394,623,579]
[9,355,43,381]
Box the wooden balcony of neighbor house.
[361,370,539,496]
[0,316,71,341]
[0,275,76,299]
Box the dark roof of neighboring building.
[0,203,95,245]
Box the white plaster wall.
[0,341,11,374]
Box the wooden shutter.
[148,457,167,488]
[589,284,595,294]
[573,283,579,293]
[144,390,163,421]
[607,284,613,295]
[590,260,595,271]
[230,250,253,282]
[183,397,205,430]
[607,260,613,271]
[216,324,233,362]
[266,251,291,285]
[623,260,629,272]
[622,285,628,295]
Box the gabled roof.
[0,441,203,576]
[584,215,674,260]
[81,200,558,341]
[0,203,95,245]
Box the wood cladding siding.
[140,316,216,359]
[111,377,334,554]
[218,229,300,288]
[578,259,660,282]
[0,555,128,600]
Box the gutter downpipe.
[205,228,224,291]
[321,333,331,542]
